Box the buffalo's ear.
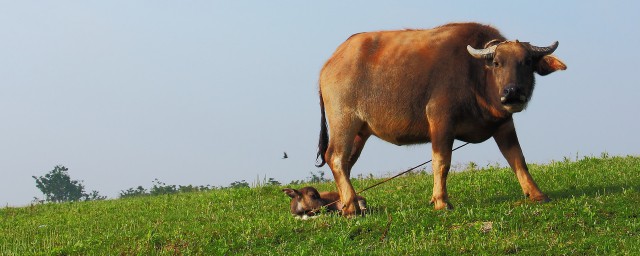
[282,188,300,198]
[535,55,567,76]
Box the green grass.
[1,154,639,255]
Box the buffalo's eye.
[493,61,500,67]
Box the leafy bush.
[32,165,105,202]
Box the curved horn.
[524,41,559,57]
[467,44,497,60]
[484,39,502,48]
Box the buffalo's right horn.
[524,41,559,57]
[467,44,498,60]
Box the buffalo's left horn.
[524,41,559,57]
[467,44,498,60]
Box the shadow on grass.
[546,184,636,200]
[487,183,636,205]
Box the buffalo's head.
[467,40,566,113]
[283,187,324,218]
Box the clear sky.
[2,1,639,206]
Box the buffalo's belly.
[370,133,431,146]
[454,133,493,144]
[366,121,431,146]
[454,122,498,143]
[393,134,431,145]
[366,119,498,145]
[372,128,494,145]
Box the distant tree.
[467,161,479,171]
[119,186,148,198]
[178,184,214,193]
[32,165,105,202]
[149,179,177,195]
[198,185,215,191]
[287,179,304,186]
[228,180,250,189]
[85,190,107,201]
[267,178,281,186]
[283,171,333,186]
[119,181,215,198]
[308,170,330,183]
[177,184,198,193]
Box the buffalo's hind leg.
[324,119,365,217]
[348,130,371,169]
[348,131,370,216]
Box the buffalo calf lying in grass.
[283,187,366,219]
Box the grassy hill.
[1,154,639,255]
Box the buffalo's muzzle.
[500,86,527,105]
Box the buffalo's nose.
[501,85,526,104]
[503,87,517,97]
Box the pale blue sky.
[1,1,638,206]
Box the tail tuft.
[316,92,329,167]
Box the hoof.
[430,197,454,210]
[340,204,363,218]
[528,193,551,203]
[341,210,365,218]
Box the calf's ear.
[535,55,567,76]
[282,188,300,198]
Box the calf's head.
[283,187,325,218]
[468,40,567,113]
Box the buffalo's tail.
[316,91,329,167]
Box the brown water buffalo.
[316,22,566,215]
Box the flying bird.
[282,152,288,159]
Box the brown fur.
[283,187,366,218]
[316,22,566,215]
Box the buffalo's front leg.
[494,120,549,202]
[429,127,455,210]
